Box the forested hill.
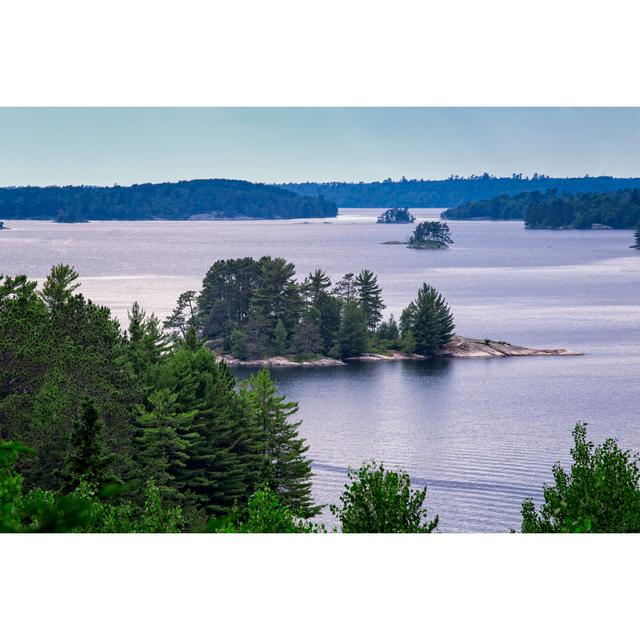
[0,179,338,221]
[278,175,640,208]
[443,188,640,229]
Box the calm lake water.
[1,209,639,532]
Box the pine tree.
[634,222,640,249]
[126,301,170,380]
[291,308,323,358]
[164,290,199,341]
[272,318,288,355]
[400,284,455,355]
[59,399,116,492]
[355,269,385,332]
[39,264,80,311]
[241,369,318,518]
[136,389,195,497]
[337,300,369,358]
[333,273,357,302]
[155,347,261,515]
[304,269,331,304]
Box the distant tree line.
[443,188,640,229]
[0,179,338,221]
[278,175,640,208]
[166,256,456,362]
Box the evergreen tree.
[198,258,261,338]
[333,273,357,302]
[291,308,323,358]
[58,399,116,492]
[229,327,248,360]
[355,269,385,332]
[39,264,80,311]
[400,284,455,355]
[126,301,169,380]
[634,222,640,249]
[135,389,195,497]
[153,347,261,515]
[304,269,332,304]
[314,291,342,355]
[241,370,318,518]
[272,318,288,355]
[164,290,199,341]
[337,300,369,358]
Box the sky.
[1,107,640,186]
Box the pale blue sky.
[1,108,639,186]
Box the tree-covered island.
[442,187,640,229]
[163,254,575,366]
[407,221,453,249]
[0,179,338,221]
[376,207,416,224]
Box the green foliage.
[400,331,416,356]
[213,484,315,533]
[240,369,318,518]
[164,290,199,341]
[337,300,369,358]
[444,187,640,229]
[330,461,438,533]
[0,179,338,221]
[376,207,415,224]
[135,389,194,497]
[272,318,289,355]
[409,221,453,247]
[521,423,640,533]
[355,269,385,332]
[283,175,640,209]
[400,284,455,355]
[58,399,117,492]
[229,327,248,360]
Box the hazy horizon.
[2,108,640,187]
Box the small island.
[54,209,89,224]
[632,222,640,249]
[377,207,416,224]
[408,221,453,249]
[382,221,453,249]
[0,221,4,230]
[162,256,576,369]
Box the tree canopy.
[443,187,640,229]
[376,207,416,223]
[522,423,640,533]
[408,221,453,248]
[278,175,640,208]
[0,179,337,221]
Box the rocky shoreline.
[213,335,581,367]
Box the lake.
[1,209,638,531]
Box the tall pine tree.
[241,369,318,518]
[400,284,455,355]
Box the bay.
[1,209,638,531]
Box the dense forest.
[278,174,640,208]
[2,265,640,532]
[0,179,338,221]
[443,188,640,229]
[166,256,455,362]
